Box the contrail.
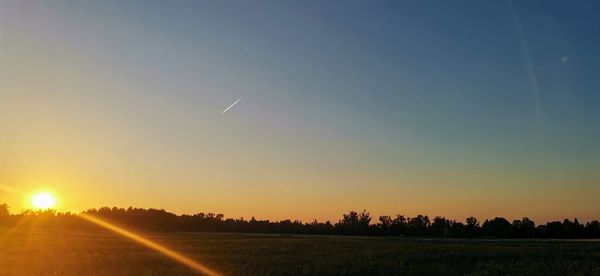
[507,0,544,148]
[507,0,542,125]
[221,97,242,114]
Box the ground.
[1,227,599,275]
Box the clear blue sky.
[1,0,599,222]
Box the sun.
[31,192,57,209]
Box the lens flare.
[79,214,221,276]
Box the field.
[1,227,599,275]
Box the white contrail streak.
[507,0,544,147]
[221,97,242,114]
[507,0,542,123]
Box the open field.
[1,227,600,276]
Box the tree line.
[0,204,599,239]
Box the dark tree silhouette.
[336,210,371,235]
[0,203,9,217]
[378,215,393,235]
[585,221,600,238]
[512,217,536,238]
[431,216,451,237]
[391,215,408,235]
[407,215,430,236]
[0,204,598,239]
[465,216,480,238]
[482,217,512,238]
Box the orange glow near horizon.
[79,213,221,276]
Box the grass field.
[1,227,599,275]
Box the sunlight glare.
[31,192,57,209]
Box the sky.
[1,0,599,223]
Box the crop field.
[1,227,599,275]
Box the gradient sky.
[1,0,599,223]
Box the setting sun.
[31,192,57,209]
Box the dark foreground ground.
[1,227,599,276]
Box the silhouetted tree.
[450,221,466,237]
[391,215,408,236]
[512,217,536,238]
[407,215,429,236]
[378,215,393,235]
[482,217,512,237]
[431,216,450,237]
[336,210,371,235]
[465,217,479,238]
[538,221,564,238]
[0,203,9,217]
[585,221,600,238]
[0,206,598,239]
